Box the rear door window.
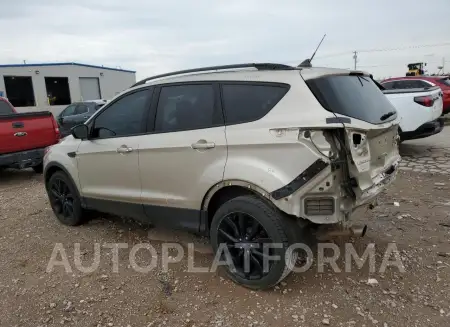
[154,84,220,132]
[306,75,397,124]
[0,100,14,115]
[221,84,289,125]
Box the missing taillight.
[352,133,362,146]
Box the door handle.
[116,145,133,153]
[191,140,215,150]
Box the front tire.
[210,195,298,290]
[46,171,86,226]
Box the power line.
[279,41,450,65]
[358,59,450,69]
[357,42,450,53]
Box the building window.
[3,76,36,107]
[45,77,71,106]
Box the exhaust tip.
[350,225,368,237]
[361,225,367,237]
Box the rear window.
[306,75,397,124]
[0,100,14,115]
[221,84,289,125]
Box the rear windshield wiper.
[380,111,396,121]
[355,75,370,86]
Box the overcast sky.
[2,0,450,79]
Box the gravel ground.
[1,166,450,327]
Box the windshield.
[0,100,14,115]
[305,75,397,124]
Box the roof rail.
[130,63,295,88]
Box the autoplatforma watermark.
[46,241,405,275]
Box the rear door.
[139,83,227,230]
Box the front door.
[76,88,153,218]
[139,83,227,231]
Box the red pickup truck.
[0,97,60,173]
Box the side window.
[74,104,89,115]
[381,81,395,89]
[61,104,77,117]
[154,84,218,132]
[395,80,422,89]
[417,80,433,88]
[221,84,289,125]
[93,89,151,138]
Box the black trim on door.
[81,197,207,234]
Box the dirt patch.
[0,169,449,326]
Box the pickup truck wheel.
[32,163,43,174]
[46,171,85,226]
[210,195,298,290]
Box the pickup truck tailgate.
[0,112,58,155]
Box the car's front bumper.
[400,118,445,141]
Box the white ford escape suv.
[43,63,401,289]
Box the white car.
[380,79,444,141]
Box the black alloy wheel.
[46,171,86,226]
[49,177,75,221]
[210,195,297,290]
[217,211,274,280]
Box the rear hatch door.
[302,71,401,204]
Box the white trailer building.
[0,62,136,115]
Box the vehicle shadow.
[399,142,433,157]
[0,168,41,185]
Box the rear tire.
[210,195,299,290]
[46,171,87,226]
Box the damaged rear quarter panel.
[223,124,330,216]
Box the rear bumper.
[400,118,445,141]
[0,148,45,169]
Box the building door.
[79,77,101,101]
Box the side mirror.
[71,124,89,139]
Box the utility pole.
[443,57,445,75]
[353,51,358,70]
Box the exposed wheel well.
[44,165,64,183]
[206,186,264,229]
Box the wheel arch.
[202,180,273,230]
[44,162,83,206]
